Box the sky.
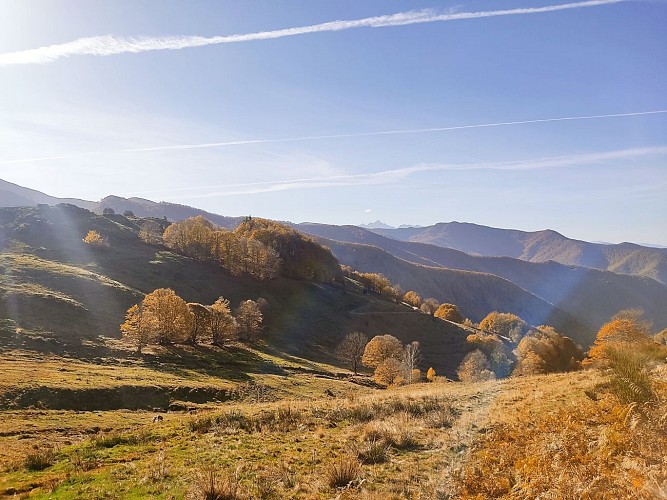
[0,0,666,245]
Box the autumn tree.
[235,299,263,341]
[586,309,653,365]
[139,220,165,246]
[187,303,212,345]
[374,358,404,386]
[163,216,216,261]
[83,230,108,248]
[141,288,194,344]
[457,350,496,383]
[402,341,423,383]
[120,304,153,353]
[434,303,463,323]
[420,298,439,315]
[512,325,584,376]
[120,288,194,348]
[210,297,237,345]
[426,367,437,382]
[362,334,403,368]
[466,333,513,378]
[479,311,529,342]
[403,291,422,308]
[337,331,368,374]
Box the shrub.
[82,229,108,248]
[189,415,214,434]
[606,347,656,405]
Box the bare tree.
[402,341,423,383]
[337,331,368,374]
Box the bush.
[606,347,656,405]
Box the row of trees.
[338,332,427,386]
[163,216,282,280]
[162,216,341,282]
[457,308,665,382]
[120,288,264,353]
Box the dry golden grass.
[2,356,665,499]
[450,369,667,499]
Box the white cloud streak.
[142,146,667,198]
[0,0,624,66]
[1,109,663,166]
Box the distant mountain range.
[2,177,666,346]
[371,222,667,285]
[295,223,667,344]
[358,220,423,230]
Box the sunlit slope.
[0,205,471,376]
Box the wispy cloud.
[1,109,663,166]
[148,146,667,198]
[0,0,624,66]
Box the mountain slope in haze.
[0,178,95,210]
[312,235,593,346]
[297,223,667,336]
[0,205,472,377]
[373,222,667,285]
[96,195,243,230]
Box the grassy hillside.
[298,223,667,335]
[373,221,667,284]
[3,366,663,499]
[0,205,471,377]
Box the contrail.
[0,0,624,66]
[0,109,664,166]
[120,109,667,153]
[142,145,667,198]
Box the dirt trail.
[434,380,507,490]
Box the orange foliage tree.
[586,309,653,364]
[434,303,463,323]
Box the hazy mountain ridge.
[96,195,244,230]
[0,179,96,210]
[313,236,594,345]
[298,223,667,340]
[372,222,667,284]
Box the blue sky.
[1,0,666,244]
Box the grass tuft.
[192,467,244,500]
[325,456,362,489]
[24,447,57,471]
[356,439,389,464]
